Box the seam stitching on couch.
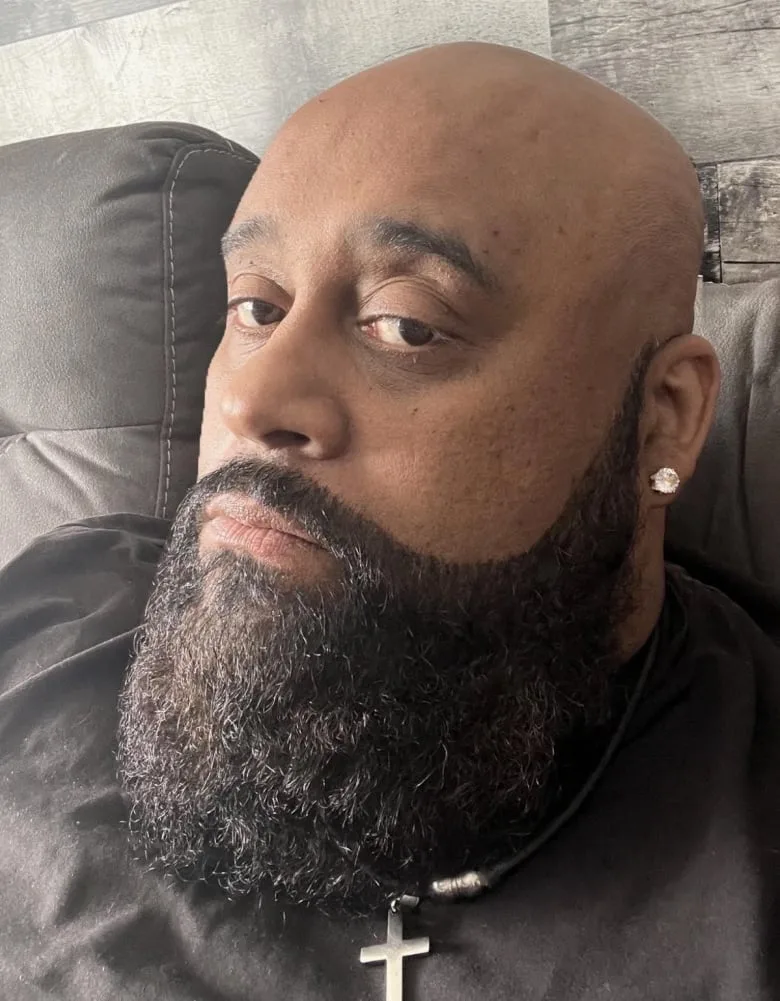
[162,145,257,520]
[0,424,170,461]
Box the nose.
[216,318,350,462]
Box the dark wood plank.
[694,158,780,284]
[697,164,722,282]
[0,0,171,46]
[550,0,780,163]
[719,159,780,275]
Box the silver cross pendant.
[360,903,431,1000]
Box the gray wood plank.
[722,262,780,282]
[0,0,171,46]
[0,0,551,152]
[695,159,779,284]
[550,0,780,163]
[719,159,780,265]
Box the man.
[1,40,779,1001]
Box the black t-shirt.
[1,513,780,1000]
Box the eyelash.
[225,296,452,352]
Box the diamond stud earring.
[650,467,681,495]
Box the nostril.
[263,429,310,449]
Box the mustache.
[180,458,408,568]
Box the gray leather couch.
[1,123,779,595]
[0,123,257,565]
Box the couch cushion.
[0,122,257,570]
[666,276,780,591]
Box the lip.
[203,493,321,549]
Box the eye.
[360,316,447,351]
[227,297,286,330]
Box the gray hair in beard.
[116,343,655,919]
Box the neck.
[616,525,667,663]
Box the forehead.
[264,87,511,193]
[229,89,629,340]
[233,100,545,280]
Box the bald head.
[278,42,704,353]
[200,37,718,600]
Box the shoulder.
[665,543,780,650]
[0,514,169,693]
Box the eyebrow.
[220,215,278,262]
[220,214,500,292]
[365,217,499,292]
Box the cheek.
[197,354,230,480]
[195,338,608,563]
[357,387,581,563]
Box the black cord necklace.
[355,619,663,999]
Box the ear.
[639,334,721,508]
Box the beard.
[116,348,654,919]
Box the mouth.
[200,492,330,571]
[203,493,321,547]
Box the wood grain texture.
[0,0,551,151]
[0,0,171,46]
[696,158,780,283]
[697,165,722,282]
[722,262,780,281]
[549,0,780,163]
[719,158,780,263]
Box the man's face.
[196,81,641,565]
[117,69,656,919]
